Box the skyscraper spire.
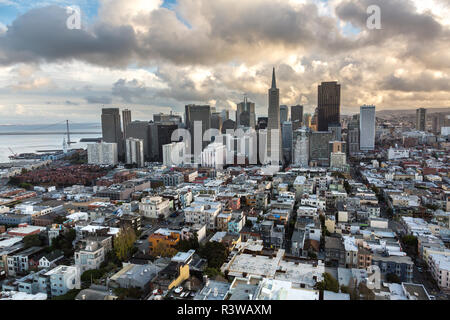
[271,67,277,89]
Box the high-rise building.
[291,105,303,131]
[201,142,226,169]
[87,142,118,166]
[211,112,223,132]
[125,138,145,167]
[282,121,293,164]
[416,108,427,131]
[154,112,182,124]
[347,114,360,156]
[303,114,312,129]
[101,108,123,157]
[236,97,256,128]
[328,123,342,141]
[149,123,179,162]
[267,68,282,164]
[122,109,131,139]
[221,109,230,121]
[185,104,212,160]
[163,142,186,167]
[280,105,288,124]
[318,81,341,131]
[360,105,376,151]
[293,128,310,167]
[309,131,333,167]
[125,121,150,159]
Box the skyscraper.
[125,138,145,167]
[282,121,293,164]
[122,109,131,139]
[126,120,150,160]
[360,105,376,151]
[236,97,256,128]
[101,108,123,157]
[267,68,282,164]
[185,104,212,160]
[293,128,310,167]
[416,108,427,131]
[87,142,118,166]
[347,114,360,156]
[318,81,341,132]
[280,105,288,124]
[291,105,303,131]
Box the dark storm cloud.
[380,72,450,92]
[0,6,138,67]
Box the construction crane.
[8,147,17,157]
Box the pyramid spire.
[271,67,277,89]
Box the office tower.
[222,119,236,134]
[330,152,347,170]
[432,113,447,134]
[236,97,256,128]
[291,105,303,131]
[125,138,145,167]
[221,109,230,121]
[185,104,212,159]
[257,117,268,130]
[87,142,118,165]
[201,143,226,169]
[163,142,186,167]
[318,81,341,131]
[154,112,182,124]
[328,123,342,141]
[309,131,333,167]
[280,105,288,124]
[282,121,293,164]
[360,105,376,151]
[257,129,268,165]
[293,128,310,167]
[416,108,427,131]
[122,109,131,139]
[329,141,347,156]
[347,114,360,156]
[101,108,123,157]
[125,121,150,159]
[211,112,223,132]
[267,68,282,163]
[149,123,179,162]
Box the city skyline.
[0,0,450,124]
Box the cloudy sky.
[0,0,449,124]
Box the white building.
[293,128,309,167]
[74,241,105,273]
[359,105,376,151]
[429,253,450,290]
[201,142,226,169]
[87,142,118,166]
[125,138,145,167]
[184,199,222,230]
[388,147,410,160]
[45,265,81,297]
[139,196,170,219]
[163,141,186,167]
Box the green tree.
[175,233,199,252]
[386,273,401,284]
[23,234,42,248]
[50,229,76,257]
[316,272,339,293]
[114,227,137,261]
[198,241,228,269]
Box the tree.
[175,233,199,252]
[198,241,228,269]
[386,273,401,284]
[114,228,137,261]
[151,242,177,258]
[23,234,42,248]
[50,229,76,257]
[315,272,339,293]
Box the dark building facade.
[101,108,124,157]
[318,82,341,132]
[126,121,150,159]
[291,105,303,131]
